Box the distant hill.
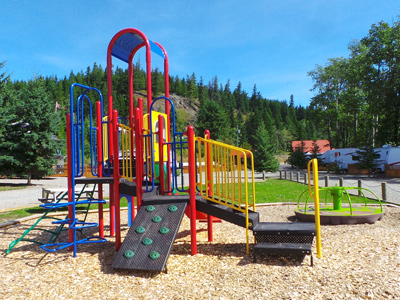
[135,92,200,127]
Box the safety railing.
[170,132,188,193]
[103,115,131,177]
[118,123,135,181]
[195,137,256,212]
[142,127,155,192]
[195,137,256,254]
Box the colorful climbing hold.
[168,205,178,212]
[159,226,170,234]
[149,251,160,260]
[142,238,153,245]
[146,205,155,212]
[124,250,134,258]
[152,215,162,223]
[135,226,145,234]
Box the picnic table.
[38,185,98,204]
[39,188,67,203]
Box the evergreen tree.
[353,146,381,177]
[0,61,13,137]
[186,73,198,100]
[309,140,322,163]
[133,58,146,91]
[0,78,60,184]
[197,76,208,104]
[252,122,279,172]
[196,99,228,141]
[288,141,307,169]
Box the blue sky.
[1,1,399,107]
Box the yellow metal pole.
[308,159,322,258]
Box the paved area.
[0,177,110,211]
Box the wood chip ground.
[1,205,399,299]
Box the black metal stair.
[119,178,160,198]
[252,222,316,266]
[195,196,259,229]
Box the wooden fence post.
[382,182,387,201]
[325,176,329,187]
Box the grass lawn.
[0,198,129,224]
[0,179,380,223]
[253,179,308,203]
[255,179,380,206]
[0,186,26,192]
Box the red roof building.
[291,140,331,153]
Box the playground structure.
[295,165,384,225]
[7,28,321,271]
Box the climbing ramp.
[112,197,188,272]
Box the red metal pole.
[128,58,136,219]
[158,114,165,195]
[66,114,74,249]
[128,58,134,127]
[138,98,143,120]
[145,45,152,114]
[205,130,213,242]
[106,34,114,160]
[187,125,197,255]
[135,107,143,209]
[113,110,121,250]
[155,42,172,193]
[106,42,115,237]
[96,102,104,238]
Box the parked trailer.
[375,145,400,172]
[322,148,358,170]
[322,145,400,172]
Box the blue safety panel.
[111,33,165,63]
[149,40,166,59]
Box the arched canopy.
[106,28,170,158]
[110,31,166,63]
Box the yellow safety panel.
[143,111,168,162]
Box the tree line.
[308,19,400,149]
[2,18,400,180]
[1,58,322,177]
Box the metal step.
[252,222,316,235]
[252,222,315,266]
[253,243,313,266]
[112,199,187,272]
[195,196,259,229]
[75,177,114,184]
[253,222,315,243]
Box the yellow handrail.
[307,158,322,258]
[195,137,256,254]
